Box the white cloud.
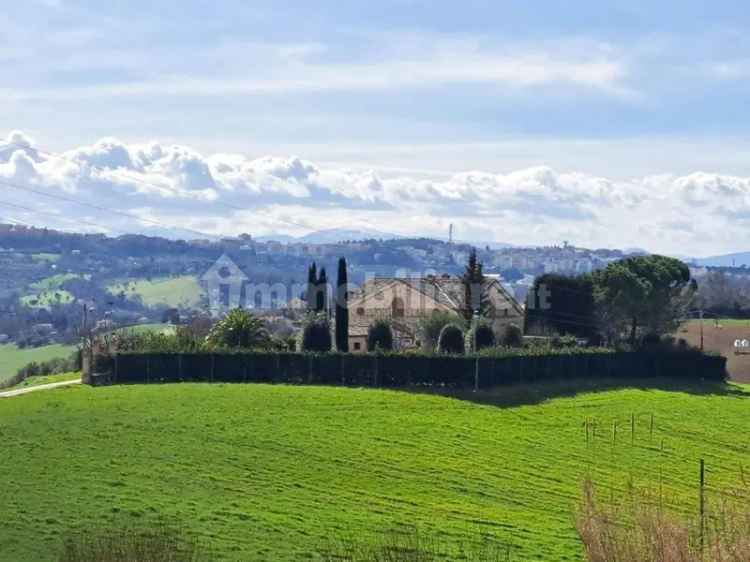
[0,33,633,102]
[0,131,747,256]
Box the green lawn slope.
[0,343,76,384]
[0,381,748,561]
[107,276,204,308]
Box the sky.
[1,0,750,256]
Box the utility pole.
[81,302,88,336]
[699,309,704,351]
[473,309,479,392]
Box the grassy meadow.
[0,343,77,384]
[107,276,204,308]
[19,290,75,309]
[1,380,749,561]
[20,273,88,309]
[1,371,80,391]
[29,273,89,291]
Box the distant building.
[346,275,524,352]
[201,254,248,316]
[31,323,55,335]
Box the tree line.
[525,255,696,346]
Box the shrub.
[550,334,579,349]
[367,319,394,352]
[438,323,465,354]
[205,309,271,350]
[500,324,523,348]
[417,311,463,351]
[467,322,496,352]
[638,334,699,353]
[301,314,332,352]
[640,332,662,348]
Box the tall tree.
[335,257,349,352]
[316,267,328,314]
[306,262,317,312]
[461,248,488,321]
[524,274,596,340]
[593,255,694,345]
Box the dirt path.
[677,320,750,382]
[0,379,81,398]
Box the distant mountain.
[256,228,403,244]
[693,251,750,268]
[252,233,298,244]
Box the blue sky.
[1,1,749,255]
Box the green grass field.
[108,276,204,308]
[31,253,61,263]
[29,273,88,291]
[713,317,750,327]
[19,289,75,309]
[1,379,748,561]
[0,343,77,384]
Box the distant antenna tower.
[448,223,454,244]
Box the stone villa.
[346,275,524,352]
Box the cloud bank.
[0,131,745,256]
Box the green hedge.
[92,348,727,389]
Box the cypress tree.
[462,248,487,320]
[335,257,349,352]
[306,262,317,312]
[316,267,328,313]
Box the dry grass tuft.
[577,480,750,562]
[320,528,512,561]
[57,526,205,562]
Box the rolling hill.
[693,251,750,268]
[1,380,749,561]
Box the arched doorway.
[391,296,405,319]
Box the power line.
[0,215,31,227]
[0,200,131,235]
[0,177,215,239]
[0,139,347,235]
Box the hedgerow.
[95,346,726,388]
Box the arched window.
[391,297,405,318]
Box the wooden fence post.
[699,458,705,555]
[473,357,479,392]
[650,413,654,440]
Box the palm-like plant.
[205,309,271,349]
